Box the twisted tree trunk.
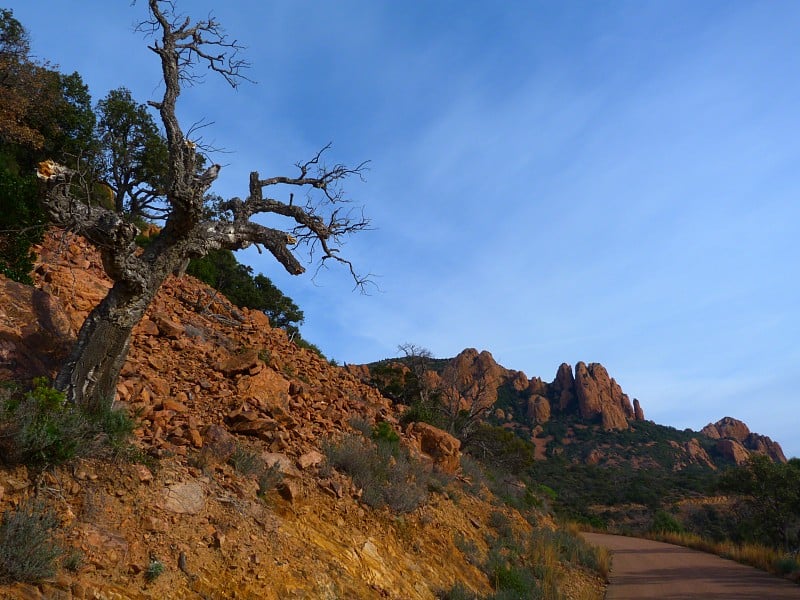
[55,280,159,413]
[37,1,369,412]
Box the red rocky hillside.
[0,230,606,599]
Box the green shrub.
[651,509,684,534]
[228,445,264,477]
[0,500,65,583]
[372,420,400,445]
[145,558,165,582]
[453,532,480,564]
[0,378,135,465]
[324,433,429,513]
[773,556,800,576]
[488,511,514,540]
[490,564,537,596]
[257,463,283,497]
[227,444,284,498]
[0,169,44,284]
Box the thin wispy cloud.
[8,0,799,456]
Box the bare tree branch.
[37,1,371,410]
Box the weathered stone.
[552,363,576,412]
[716,438,750,465]
[218,349,261,376]
[526,394,551,424]
[134,464,154,483]
[574,362,629,431]
[262,452,301,477]
[138,317,160,336]
[633,398,645,421]
[236,367,290,411]
[684,438,716,470]
[702,417,786,463]
[188,428,203,448]
[277,480,300,502]
[162,398,189,413]
[152,313,184,339]
[297,450,324,470]
[202,423,237,463]
[162,481,205,514]
[408,422,461,473]
[703,417,751,441]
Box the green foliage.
[0,499,65,583]
[466,424,535,475]
[257,463,284,497]
[651,509,684,534]
[0,10,97,281]
[773,556,800,576]
[292,335,325,359]
[0,378,134,466]
[0,9,30,59]
[718,455,800,551]
[187,249,308,338]
[538,527,606,573]
[324,432,429,513]
[145,558,165,582]
[95,87,168,217]
[437,582,481,600]
[0,162,45,283]
[61,549,84,573]
[372,420,400,445]
[2,378,86,464]
[228,445,264,477]
[227,443,284,498]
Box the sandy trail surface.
[582,532,800,599]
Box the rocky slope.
[0,231,604,599]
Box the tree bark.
[55,278,161,413]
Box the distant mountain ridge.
[358,348,787,468]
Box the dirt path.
[583,533,800,599]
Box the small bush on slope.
[324,423,429,513]
[0,499,64,583]
[0,378,134,466]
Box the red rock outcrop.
[407,422,461,473]
[702,416,750,441]
[702,417,786,463]
[573,362,632,431]
[716,438,751,465]
[526,395,551,424]
[442,348,505,411]
[684,438,716,470]
[744,433,787,463]
[552,362,576,412]
[633,398,645,421]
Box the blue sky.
[8,1,799,458]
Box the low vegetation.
[442,499,609,599]
[0,378,134,466]
[0,499,65,584]
[323,421,430,513]
[646,530,800,581]
[227,443,284,498]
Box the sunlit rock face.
[702,417,787,463]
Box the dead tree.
[37,0,369,412]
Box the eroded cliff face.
[429,352,645,432]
